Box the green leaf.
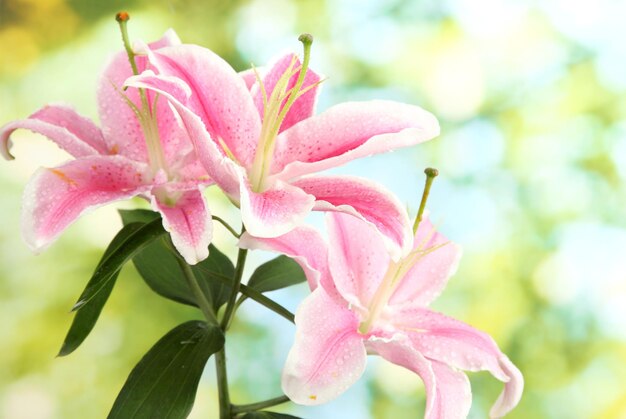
[119,209,234,311]
[191,244,234,310]
[119,208,160,225]
[71,219,166,311]
[247,256,307,294]
[58,222,144,357]
[109,321,224,419]
[241,412,302,419]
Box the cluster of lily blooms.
[0,14,523,418]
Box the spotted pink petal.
[97,31,182,163]
[151,187,213,265]
[142,44,261,167]
[292,175,413,260]
[124,72,241,196]
[239,226,330,292]
[173,158,214,184]
[1,104,108,160]
[251,53,321,133]
[389,215,463,308]
[22,155,151,251]
[239,175,315,239]
[394,307,523,415]
[282,288,366,405]
[368,338,472,419]
[271,100,439,179]
[325,212,390,313]
[151,94,198,170]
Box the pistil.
[358,167,441,334]
[116,12,168,176]
[249,34,314,192]
[412,167,438,234]
[358,261,403,334]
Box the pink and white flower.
[240,213,523,418]
[0,31,214,264]
[124,35,440,259]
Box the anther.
[115,11,130,23]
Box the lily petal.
[125,72,241,196]
[389,215,463,308]
[143,44,262,167]
[239,175,315,239]
[22,155,151,251]
[97,31,182,162]
[1,104,107,160]
[293,175,413,260]
[368,337,472,419]
[271,100,439,179]
[326,212,390,313]
[239,226,330,292]
[239,68,258,90]
[490,356,524,418]
[144,28,182,49]
[394,307,523,414]
[151,187,213,265]
[251,53,321,133]
[282,288,366,405]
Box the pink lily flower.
[123,35,440,258]
[240,213,523,418]
[0,30,215,264]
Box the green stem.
[174,254,219,328]
[215,349,231,419]
[236,287,295,323]
[220,232,248,330]
[212,215,240,238]
[231,395,290,415]
[193,265,296,323]
[174,245,229,416]
[214,226,248,419]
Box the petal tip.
[171,235,210,265]
[0,126,15,160]
[151,189,214,265]
[161,28,182,46]
[489,356,524,418]
[21,227,52,255]
[281,373,324,406]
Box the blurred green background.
[1,0,625,418]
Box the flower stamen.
[357,241,449,335]
[359,168,442,333]
[251,64,268,110]
[115,12,168,176]
[116,12,138,76]
[249,34,314,192]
